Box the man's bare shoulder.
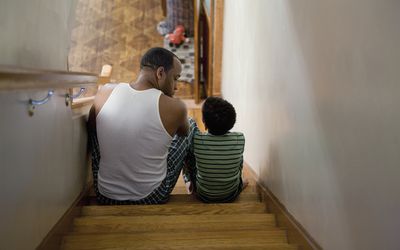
[95,83,117,99]
[159,94,186,115]
[94,83,118,115]
[159,94,187,136]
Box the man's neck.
[130,73,158,91]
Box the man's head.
[202,97,236,135]
[140,47,182,97]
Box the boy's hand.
[185,181,194,194]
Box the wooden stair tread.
[81,202,266,216]
[168,193,260,203]
[62,243,298,250]
[73,214,276,234]
[74,213,275,225]
[65,229,287,240]
[62,230,292,250]
[73,222,278,234]
[82,192,261,206]
[171,184,257,195]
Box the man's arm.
[175,104,189,137]
[87,84,116,137]
[93,83,116,116]
[87,105,96,133]
[159,95,189,137]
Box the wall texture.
[222,1,400,249]
[0,1,87,249]
[0,0,77,70]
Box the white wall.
[0,1,87,249]
[0,0,77,70]
[222,1,400,249]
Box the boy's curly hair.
[202,97,236,135]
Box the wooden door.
[194,0,224,103]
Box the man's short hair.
[140,47,178,72]
[202,97,236,135]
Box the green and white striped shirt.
[193,131,245,201]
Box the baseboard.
[36,184,90,250]
[244,162,322,250]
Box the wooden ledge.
[0,65,98,91]
[72,96,95,109]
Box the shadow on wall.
[259,143,283,199]
[284,1,400,249]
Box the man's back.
[93,83,187,138]
[96,83,172,200]
[87,47,193,204]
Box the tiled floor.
[69,0,163,82]
[68,0,193,98]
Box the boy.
[184,97,246,203]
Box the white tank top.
[96,83,172,200]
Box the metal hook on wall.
[28,90,55,116]
[65,88,86,106]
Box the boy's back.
[193,131,245,202]
[185,96,246,202]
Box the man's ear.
[156,66,165,80]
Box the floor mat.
[164,37,195,84]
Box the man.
[87,47,197,204]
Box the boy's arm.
[240,133,245,170]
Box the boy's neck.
[207,130,230,136]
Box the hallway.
[1,0,400,249]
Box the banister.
[0,65,98,91]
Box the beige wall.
[222,1,400,249]
[0,0,76,70]
[0,1,87,249]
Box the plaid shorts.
[88,118,198,205]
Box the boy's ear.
[202,117,207,130]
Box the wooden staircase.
[60,172,298,250]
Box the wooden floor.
[69,0,194,99]
[69,0,164,82]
